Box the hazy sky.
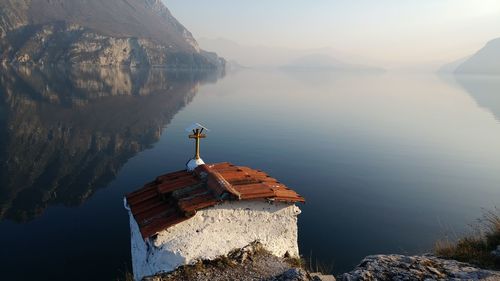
[166,0,500,66]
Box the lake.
[0,66,499,280]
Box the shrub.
[435,208,500,270]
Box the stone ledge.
[341,254,500,281]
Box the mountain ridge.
[198,37,381,70]
[0,0,225,68]
[440,37,500,75]
[455,38,500,75]
[438,56,470,73]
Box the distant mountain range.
[283,54,384,72]
[0,0,224,68]
[198,37,383,71]
[438,56,470,73]
[441,38,500,75]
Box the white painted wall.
[128,200,301,281]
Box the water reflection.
[0,66,222,222]
[0,69,499,280]
[454,75,500,121]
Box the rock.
[228,241,265,263]
[273,269,336,281]
[0,0,225,69]
[341,254,500,281]
[426,266,445,278]
[310,272,336,281]
[274,268,310,281]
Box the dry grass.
[115,271,134,281]
[174,256,237,280]
[115,265,134,281]
[178,260,207,280]
[288,251,334,275]
[284,255,305,269]
[435,208,500,270]
[306,258,335,275]
[123,271,134,281]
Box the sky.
[166,0,500,67]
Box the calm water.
[0,66,499,280]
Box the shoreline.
[139,243,500,281]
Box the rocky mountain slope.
[0,0,225,68]
[453,38,500,75]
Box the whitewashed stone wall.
[128,200,301,281]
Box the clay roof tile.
[125,162,304,239]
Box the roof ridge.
[206,170,242,200]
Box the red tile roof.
[125,162,305,239]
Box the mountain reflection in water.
[0,66,223,222]
[0,68,499,281]
[454,75,500,122]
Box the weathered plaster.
[128,200,301,281]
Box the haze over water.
[0,67,499,279]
